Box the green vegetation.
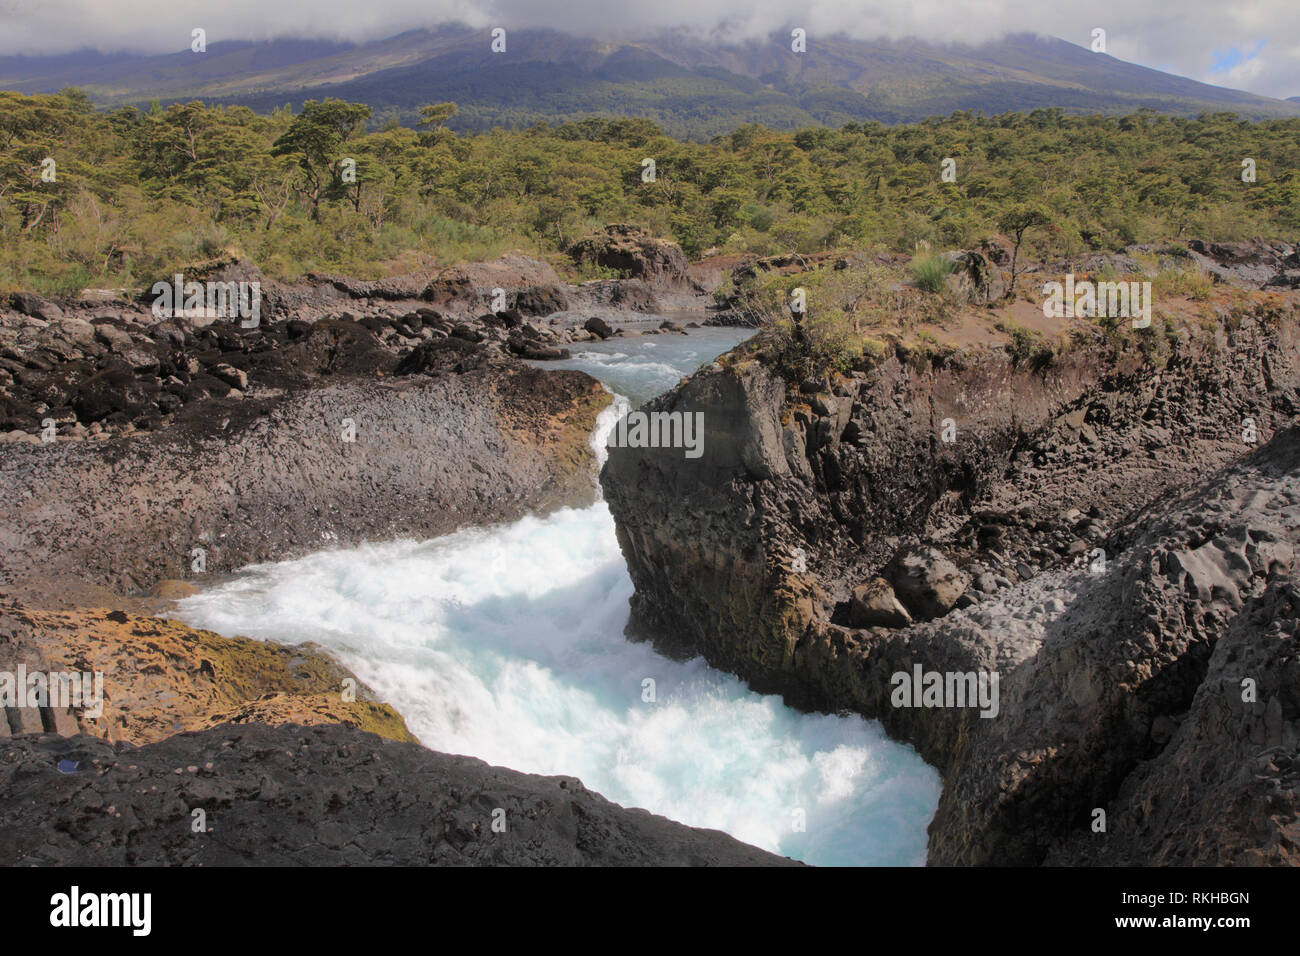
[999,321,1055,371]
[768,309,860,384]
[2,90,1298,296]
[748,244,1248,383]
[997,204,1052,301]
[1152,261,1216,301]
[909,251,955,293]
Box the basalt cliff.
[602,244,1300,865]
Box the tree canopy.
[1,89,1296,294]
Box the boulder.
[211,364,249,391]
[93,322,134,353]
[8,292,63,322]
[568,225,689,289]
[121,348,160,374]
[943,249,1006,305]
[513,285,569,317]
[53,316,97,347]
[849,577,913,628]
[883,545,969,621]
[149,322,186,349]
[584,317,614,339]
[507,337,570,361]
[393,337,479,375]
[450,324,485,343]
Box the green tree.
[417,102,459,147]
[270,99,371,221]
[997,203,1051,300]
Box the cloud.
[1208,40,1269,92]
[1,0,1297,99]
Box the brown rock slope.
[0,602,414,745]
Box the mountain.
[3,26,1298,137]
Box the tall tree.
[270,99,371,221]
[417,102,459,147]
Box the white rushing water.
[174,329,940,865]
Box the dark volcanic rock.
[8,292,63,322]
[1044,548,1300,866]
[0,364,609,594]
[279,319,394,376]
[450,323,486,343]
[0,724,798,866]
[601,304,1300,866]
[584,316,614,339]
[393,336,480,374]
[884,546,968,621]
[509,341,571,361]
[608,279,659,312]
[569,225,689,289]
[1184,239,1300,289]
[513,285,569,317]
[72,360,161,424]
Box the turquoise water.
[174,325,941,865]
[537,326,751,405]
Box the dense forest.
[1,88,1298,295]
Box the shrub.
[1154,263,1214,301]
[909,253,954,293]
[767,314,858,383]
[1003,321,1053,370]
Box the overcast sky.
[0,0,1296,100]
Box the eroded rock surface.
[0,602,415,746]
[602,302,1300,865]
[0,283,619,603]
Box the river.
[173,326,940,865]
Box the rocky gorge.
[0,228,804,866]
[3,229,1297,867]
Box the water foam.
[175,499,939,864]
